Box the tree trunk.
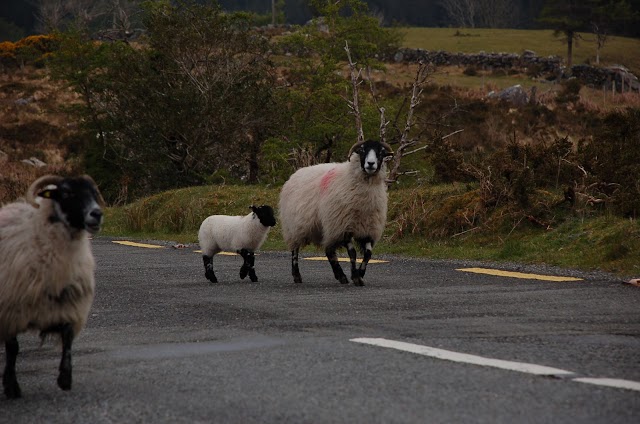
[567,30,574,68]
[272,0,276,26]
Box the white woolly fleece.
[0,200,96,342]
[279,152,388,251]
[198,211,272,256]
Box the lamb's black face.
[251,205,277,227]
[355,140,391,175]
[39,177,103,235]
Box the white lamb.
[198,205,277,283]
[279,139,393,286]
[0,175,103,399]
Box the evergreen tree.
[538,0,592,67]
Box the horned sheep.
[198,205,277,283]
[0,175,104,399]
[278,139,393,286]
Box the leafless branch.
[365,67,389,143]
[344,40,365,144]
[403,129,464,156]
[386,62,432,185]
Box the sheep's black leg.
[57,323,73,391]
[346,241,363,286]
[292,248,302,284]
[202,255,218,283]
[3,337,21,399]
[356,239,374,284]
[239,249,258,282]
[326,244,349,284]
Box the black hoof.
[3,378,22,399]
[205,270,218,283]
[293,275,302,284]
[339,276,349,284]
[57,372,72,391]
[239,266,249,280]
[352,276,365,286]
[249,271,258,282]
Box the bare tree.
[34,0,68,33]
[439,0,476,28]
[344,41,365,145]
[386,62,431,185]
[66,0,105,29]
[34,0,107,33]
[106,0,142,32]
[475,0,519,28]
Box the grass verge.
[102,184,640,277]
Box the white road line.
[572,377,640,392]
[351,338,573,376]
[350,338,640,392]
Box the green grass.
[103,185,640,277]
[400,28,640,75]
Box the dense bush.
[49,1,278,203]
[578,108,640,217]
[0,35,58,69]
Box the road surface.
[2,237,639,423]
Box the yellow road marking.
[457,267,582,282]
[113,240,165,249]
[193,250,238,256]
[304,257,389,264]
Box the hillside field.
[1,27,639,277]
[401,28,640,75]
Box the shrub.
[556,78,581,104]
[578,108,640,217]
[463,66,478,76]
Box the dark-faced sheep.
[0,175,103,399]
[279,139,392,286]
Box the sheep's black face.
[251,205,277,227]
[356,140,391,175]
[39,177,104,235]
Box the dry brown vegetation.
[0,68,83,204]
[2,56,640,207]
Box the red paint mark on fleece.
[320,168,338,193]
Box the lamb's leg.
[239,249,258,282]
[3,337,21,399]
[239,249,250,279]
[247,252,258,282]
[202,254,218,283]
[57,323,73,391]
[292,248,302,284]
[346,241,363,286]
[326,243,349,284]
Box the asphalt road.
[2,237,640,423]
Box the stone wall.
[385,48,639,92]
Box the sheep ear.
[250,205,258,213]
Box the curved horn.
[26,175,63,207]
[81,174,106,206]
[347,140,365,160]
[381,141,394,156]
